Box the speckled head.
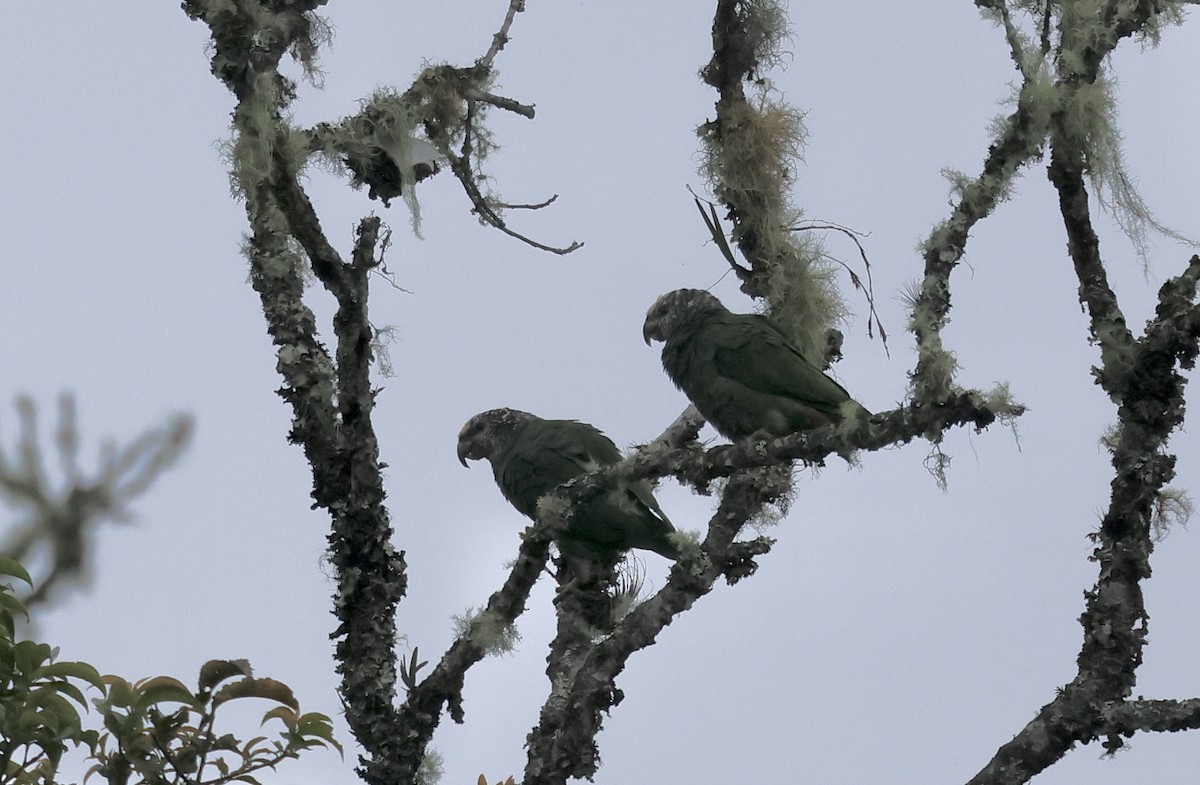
[456,408,537,466]
[642,289,725,345]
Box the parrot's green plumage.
[643,289,867,440]
[457,409,678,584]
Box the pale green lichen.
[371,325,398,379]
[1151,486,1194,541]
[907,277,961,404]
[700,87,843,363]
[535,492,571,530]
[759,222,845,366]
[698,0,847,361]
[983,382,1023,449]
[415,748,444,785]
[972,1,1195,272]
[233,72,305,194]
[740,0,792,74]
[924,441,952,492]
[740,464,795,533]
[240,224,314,286]
[314,89,440,235]
[981,381,1016,412]
[1054,8,1197,267]
[452,606,521,657]
[288,11,333,87]
[833,400,872,444]
[667,529,701,554]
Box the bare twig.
[464,86,535,119]
[790,219,889,355]
[477,0,527,71]
[443,149,584,255]
[492,195,560,211]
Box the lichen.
[452,606,521,657]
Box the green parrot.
[457,408,679,585]
[642,289,868,440]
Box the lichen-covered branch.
[304,39,580,253]
[180,2,1200,784]
[181,3,407,783]
[181,0,592,781]
[1104,698,1200,736]
[964,256,1200,785]
[523,475,779,783]
[512,388,1020,782]
[959,3,1200,781]
[396,532,551,779]
[698,0,840,361]
[911,47,1052,403]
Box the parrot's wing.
[707,314,851,416]
[494,419,618,519]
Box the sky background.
[3,2,1200,783]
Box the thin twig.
[477,0,526,70]
[790,220,889,355]
[464,87,535,118]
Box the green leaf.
[28,692,84,740]
[0,589,29,624]
[134,676,196,710]
[241,735,269,757]
[48,678,89,709]
[198,659,252,692]
[40,660,104,690]
[260,705,297,728]
[295,712,342,755]
[295,712,334,738]
[12,641,53,675]
[0,557,32,585]
[16,706,53,735]
[79,727,100,751]
[213,732,240,751]
[213,677,299,711]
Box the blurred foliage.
[0,395,191,609]
[0,554,340,785]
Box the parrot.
[457,408,679,586]
[642,288,867,440]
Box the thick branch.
[395,533,551,778]
[268,139,353,291]
[508,390,1018,782]
[964,253,1200,784]
[185,5,407,783]
[698,0,799,299]
[964,4,1199,774]
[524,475,779,783]
[1046,134,1134,392]
[1105,698,1200,736]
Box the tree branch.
[911,79,1050,403]
[962,4,1200,779]
[184,4,408,783]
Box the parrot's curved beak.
[456,439,471,468]
[642,317,658,346]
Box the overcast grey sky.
[3,2,1200,783]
